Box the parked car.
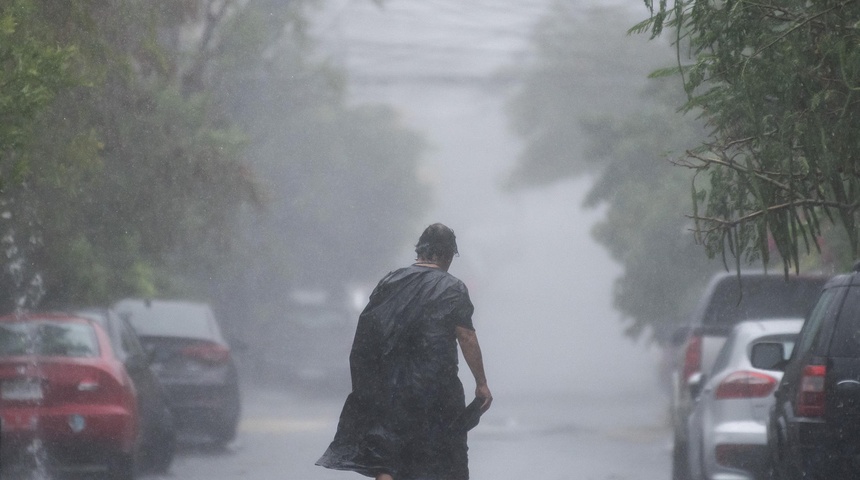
[75,307,176,473]
[670,271,827,480]
[113,298,241,445]
[759,264,860,479]
[686,318,803,480]
[257,300,354,385]
[0,312,139,479]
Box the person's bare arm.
[456,326,492,411]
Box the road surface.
[154,383,671,480]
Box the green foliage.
[640,0,860,274]
[504,3,671,188]
[505,2,718,339]
[0,0,260,310]
[0,0,429,320]
[578,80,719,340]
[211,4,429,309]
[0,0,78,182]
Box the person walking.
[316,223,492,480]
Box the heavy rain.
[2,1,858,480]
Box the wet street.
[153,383,671,480]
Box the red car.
[0,312,138,479]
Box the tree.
[504,2,717,340]
[205,2,430,332]
[505,3,671,188]
[635,0,860,274]
[0,1,259,310]
[0,0,429,333]
[0,1,78,188]
[579,80,717,340]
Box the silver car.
[686,318,803,480]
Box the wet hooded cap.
[415,223,458,258]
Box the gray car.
[686,318,803,480]
[113,299,241,446]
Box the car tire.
[210,383,241,446]
[672,441,692,480]
[211,417,239,446]
[146,425,177,473]
[106,452,136,480]
[764,462,779,480]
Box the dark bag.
[449,397,484,433]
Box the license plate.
[1,379,43,401]
[0,413,38,431]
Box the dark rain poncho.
[316,264,475,480]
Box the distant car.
[761,265,860,479]
[113,299,241,445]
[686,318,803,480]
[670,272,827,480]
[0,312,138,479]
[75,308,176,473]
[258,302,353,385]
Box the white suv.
[670,272,826,480]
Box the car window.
[701,276,824,327]
[794,288,842,358]
[117,301,222,341]
[75,310,122,353]
[827,286,860,357]
[117,316,146,358]
[0,321,99,357]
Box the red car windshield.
[0,321,100,358]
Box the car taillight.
[39,370,128,406]
[72,372,127,405]
[181,342,230,364]
[682,334,702,384]
[714,370,777,399]
[77,377,100,392]
[796,364,826,417]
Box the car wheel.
[143,424,177,473]
[210,383,241,446]
[106,452,136,480]
[210,417,239,446]
[672,441,692,480]
[761,454,778,480]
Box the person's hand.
[476,384,493,412]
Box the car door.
[776,287,845,417]
[770,286,846,470]
[113,312,167,425]
[821,286,860,427]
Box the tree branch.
[688,198,859,229]
[744,0,858,66]
[675,151,796,192]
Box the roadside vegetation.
[505,0,858,342]
[0,1,428,326]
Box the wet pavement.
[153,384,671,480]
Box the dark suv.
[670,272,827,480]
[756,265,860,479]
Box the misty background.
[0,0,706,404]
[307,0,668,399]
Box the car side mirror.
[671,326,691,347]
[751,342,786,371]
[687,371,704,398]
